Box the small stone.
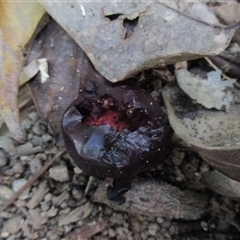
[172,151,185,166]
[109,213,124,225]
[148,223,160,236]
[47,206,58,218]
[0,149,7,167]
[71,188,83,200]
[44,193,53,202]
[108,228,116,238]
[40,202,50,212]
[104,206,113,216]
[1,231,10,238]
[16,143,42,156]
[0,186,14,200]
[32,122,47,135]
[28,111,39,122]
[157,217,164,225]
[3,216,22,234]
[73,166,83,174]
[52,191,70,206]
[12,178,29,200]
[27,182,48,209]
[49,165,70,182]
[29,157,43,174]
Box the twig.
[0,149,66,213]
[204,57,232,80]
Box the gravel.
[0,103,240,239]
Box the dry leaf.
[92,179,208,220]
[200,170,240,198]
[0,0,45,141]
[27,19,102,147]
[0,32,24,141]
[162,83,240,181]
[39,0,237,82]
[176,69,236,111]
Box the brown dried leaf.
[39,0,236,82]
[27,19,103,147]
[92,179,208,220]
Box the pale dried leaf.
[19,58,49,86]
[0,31,25,141]
[38,0,236,82]
[200,170,240,198]
[176,69,236,111]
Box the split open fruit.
[62,81,173,204]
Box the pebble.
[44,193,53,202]
[71,188,83,200]
[3,216,22,234]
[16,143,42,156]
[52,191,70,206]
[109,213,124,225]
[27,181,48,209]
[0,149,7,167]
[0,185,14,200]
[41,202,50,212]
[47,206,58,218]
[49,165,70,182]
[29,156,43,173]
[148,223,160,236]
[12,178,29,200]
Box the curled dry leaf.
[27,19,87,147]
[162,83,240,181]
[0,0,45,141]
[200,170,240,198]
[176,69,236,111]
[39,0,237,82]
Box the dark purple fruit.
[62,81,173,204]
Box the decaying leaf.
[211,2,240,44]
[38,0,237,82]
[0,1,45,51]
[92,178,209,220]
[19,58,49,86]
[0,0,45,141]
[200,170,240,198]
[162,83,240,181]
[176,69,236,111]
[0,32,24,141]
[27,20,90,147]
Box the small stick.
[0,149,66,212]
[204,57,232,80]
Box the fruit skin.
[62,80,173,204]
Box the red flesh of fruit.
[83,109,128,132]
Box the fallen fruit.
[62,80,173,204]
